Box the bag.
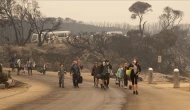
[129,85,132,90]
[115,78,119,85]
[58,71,60,75]
[126,69,131,76]
[91,72,94,76]
[10,63,14,68]
[39,68,43,73]
[78,76,83,83]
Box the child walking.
[116,64,124,87]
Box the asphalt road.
[122,83,190,110]
[7,74,126,110]
[3,72,190,110]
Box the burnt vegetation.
[0,0,190,75]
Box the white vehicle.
[31,31,71,43]
[31,33,45,43]
[47,31,71,43]
[106,31,123,35]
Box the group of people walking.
[8,54,141,94]
[92,58,141,94]
[92,60,112,90]
[58,60,83,88]
[9,54,47,75]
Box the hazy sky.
[37,0,190,25]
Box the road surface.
[1,72,190,110]
[122,83,190,110]
[6,73,126,110]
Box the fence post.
[148,68,153,84]
[173,68,180,88]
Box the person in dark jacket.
[58,63,66,88]
[9,54,16,71]
[105,60,112,88]
[123,63,129,89]
[99,62,107,90]
[26,58,33,75]
[130,58,141,95]
[70,61,83,88]
[92,62,101,87]
[0,63,2,75]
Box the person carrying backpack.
[130,58,141,95]
[58,63,66,88]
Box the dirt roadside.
[0,72,53,110]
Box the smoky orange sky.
[36,0,190,25]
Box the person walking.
[16,59,21,75]
[105,60,112,88]
[58,63,66,88]
[123,63,129,89]
[116,64,124,87]
[70,61,83,88]
[130,58,141,95]
[9,54,16,72]
[100,62,107,90]
[92,62,101,87]
[42,62,47,75]
[27,58,33,75]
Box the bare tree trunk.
[38,31,43,46]
[22,27,33,45]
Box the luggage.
[78,76,83,83]
[91,72,94,76]
[115,77,119,85]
